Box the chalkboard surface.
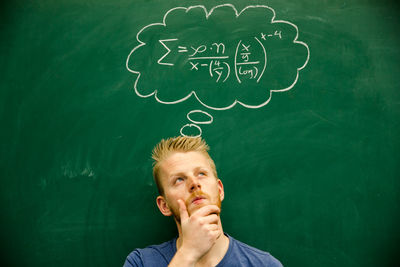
[1,0,399,266]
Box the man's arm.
[168,199,221,267]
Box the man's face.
[156,151,224,222]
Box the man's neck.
[198,233,230,266]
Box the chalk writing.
[155,35,274,84]
[126,4,310,137]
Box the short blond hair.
[152,136,218,196]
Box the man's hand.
[168,199,221,266]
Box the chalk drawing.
[126,4,310,136]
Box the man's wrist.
[168,246,198,267]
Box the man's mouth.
[191,196,206,204]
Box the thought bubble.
[126,4,310,136]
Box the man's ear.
[217,179,225,202]
[156,195,173,216]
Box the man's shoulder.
[222,234,283,267]
[123,238,177,267]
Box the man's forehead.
[159,151,211,174]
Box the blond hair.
[152,136,218,196]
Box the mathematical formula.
[157,31,282,84]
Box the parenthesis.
[209,60,213,77]
[234,40,241,84]
[254,37,267,83]
[223,62,230,83]
[254,66,258,79]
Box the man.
[124,136,282,266]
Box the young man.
[124,136,282,267]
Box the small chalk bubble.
[180,124,202,137]
[187,110,213,124]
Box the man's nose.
[188,176,201,192]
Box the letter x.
[241,43,250,51]
[190,61,199,70]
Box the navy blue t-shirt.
[123,234,283,266]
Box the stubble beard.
[172,190,222,224]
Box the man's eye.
[175,177,184,183]
[199,172,206,176]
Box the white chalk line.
[234,40,242,84]
[180,110,214,137]
[180,123,202,137]
[187,110,213,124]
[254,36,267,83]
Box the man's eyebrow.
[169,167,208,177]
[168,171,185,179]
[194,166,208,172]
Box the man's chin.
[173,203,208,223]
[173,198,221,223]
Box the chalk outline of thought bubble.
[126,4,310,111]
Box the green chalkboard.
[1,0,399,266]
